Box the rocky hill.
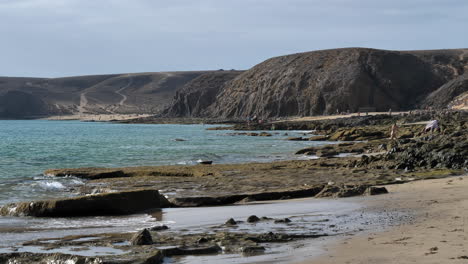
[164,48,468,119]
[0,71,214,118]
[162,70,243,117]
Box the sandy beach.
[43,114,152,122]
[303,174,468,264]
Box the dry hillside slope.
[0,71,215,118]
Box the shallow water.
[0,120,329,204]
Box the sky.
[1,0,467,77]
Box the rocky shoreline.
[0,111,466,263]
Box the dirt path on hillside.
[78,91,89,115]
[115,76,133,106]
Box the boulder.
[131,229,153,245]
[274,218,292,223]
[0,189,164,217]
[225,218,238,225]
[247,215,260,223]
[149,225,169,231]
[286,137,306,141]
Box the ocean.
[0,120,324,205]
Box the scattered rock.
[286,137,306,141]
[225,218,237,225]
[149,225,169,231]
[274,218,291,223]
[130,229,153,245]
[247,215,260,223]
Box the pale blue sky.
[1,0,467,77]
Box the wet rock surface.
[0,189,164,217]
[130,229,153,245]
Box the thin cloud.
[0,0,467,77]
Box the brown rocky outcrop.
[0,189,164,217]
[162,70,243,117]
[164,48,467,118]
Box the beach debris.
[225,218,237,225]
[247,215,260,223]
[130,228,153,245]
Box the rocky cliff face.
[162,71,243,117]
[164,48,468,118]
[421,74,468,109]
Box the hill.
[164,48,468,118]
[0,71,218,118]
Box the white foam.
[39,181,66,190]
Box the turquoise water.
[0,120,324,204]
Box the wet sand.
[301,174,468,264]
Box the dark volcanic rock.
[149,225,169,231]
[225,218,238,225]
[0,189,164,217]
[247,215,260,223]
[131,228,153,245]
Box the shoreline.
[0,111,465,263]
